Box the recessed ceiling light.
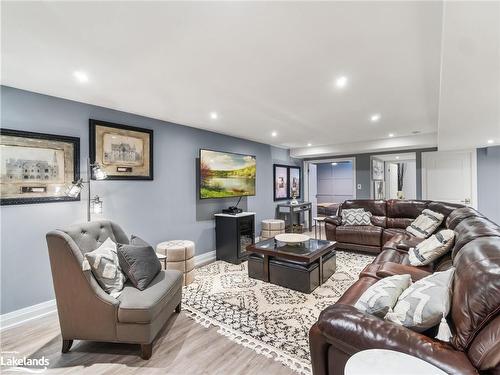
[210,112,218,120]
[335,76,348,89]
[73,70,89,83]
[388,133,395,138]
[370,114,381,122]
[307,143,312,147]
[395,156,400,160]
[271,131,277,137]
[331,162,338,166]
[487,139,494,144]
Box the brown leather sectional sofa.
[311,200,500,375]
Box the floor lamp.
[66,158,107,221]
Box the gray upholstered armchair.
[46,220,183,359]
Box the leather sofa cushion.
[452,216,500,259]
[386,217,414,229]
[118,270,183,323]
[383,233,424,251]
[382,228,407,245]
[428,201,464,220]
[386,199,428,219]
[341,200,387,217]
[451,236,500,351]
[467,314,500,371]
[336,225,382,247]
[446,207,484,230]
[373,249,410,265]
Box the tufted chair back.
[59,220,129,256]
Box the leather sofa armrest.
[376,262,431,281]
[324,216,342,226]
[396,243,411,251]
[314,304,477,375]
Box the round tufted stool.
[261,219,285,240]
[156,240,195,286]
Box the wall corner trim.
[0,250,217,331]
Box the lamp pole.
[87,158,92,222]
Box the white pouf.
[156,240,195,286]
[261,219,285,240]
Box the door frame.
[421,150,478,208]
[303,157,357,207]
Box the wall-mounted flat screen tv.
[199,149,256,199]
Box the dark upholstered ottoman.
[248,251,336,293]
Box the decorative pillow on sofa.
[341,208,372,226]
[355,274,412,318]
[385,268,454,335]
[406,209,444,238]
[84,237,126,298]
[117,238,161,291]
[409,229,455,266]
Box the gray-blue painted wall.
[477,146,500,225]
[0,86,299,314]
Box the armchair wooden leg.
[62,339,73,353]
[141,343,153,360]
[175,302,181,313]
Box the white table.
[345,349,447,375]
[313,216,326,239]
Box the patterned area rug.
[182,251,374,374]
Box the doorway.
[304,158,356,220]
[371,153,417,200]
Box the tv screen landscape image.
[199,149,256,199]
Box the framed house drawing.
[0,128,80,205]
[89,119,153,180]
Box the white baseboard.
[194,250,216,267]
[0,299,57,331]
[0,250,217,331]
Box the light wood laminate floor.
[1,310,295,374]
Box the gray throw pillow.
[84,237,126,298]
[355,274,412,318]
[117,242,161,291]
[385,268,455,332]
[409,229,455,266]
[130,234,150,247]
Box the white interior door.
[422,150,476,207]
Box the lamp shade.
[92,164,107,180]
[65,179,83,198]
[91,195,103,214]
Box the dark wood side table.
[276,202,313,232]
[215,212,255,264]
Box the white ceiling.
[1,2,498,155]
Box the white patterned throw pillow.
[409,229,455,266]
[355,274,412,318]
[385,268,455,336]
[84,237,126,298]
[406,209,444,238]
[341,208,372,226]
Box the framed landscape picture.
[90,119,153,180]
[374,180,385,200]
[273,164,289,200]
[0,129,80,205]
[289,166,301,199]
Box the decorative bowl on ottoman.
[275,233,310,245]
